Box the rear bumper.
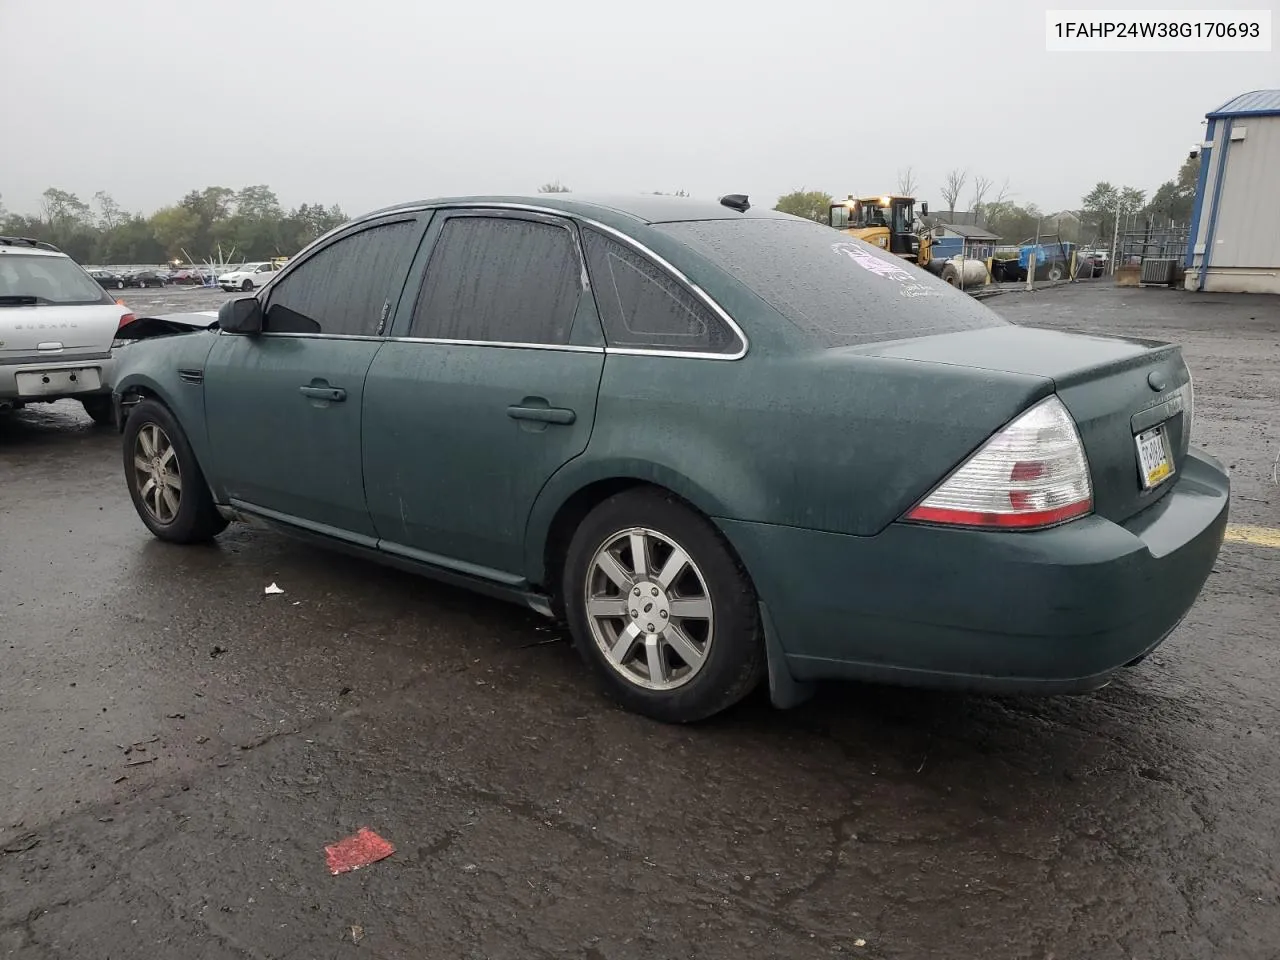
[0,354,118,403]
[717,448,1230,694]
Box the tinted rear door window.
[581,228,739,354]
[264,220,416,336]
[657,218,1008,347]
[411,216,580,344]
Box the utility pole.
[1110,200,1121,275]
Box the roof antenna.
[718,194,750,213]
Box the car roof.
[356,194,796,228]
[0,244,67,258]
[0,239,67,257]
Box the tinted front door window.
[266,220,416,336]
[411,216,579,344]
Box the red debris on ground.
[324,827,395,875]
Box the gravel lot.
[1,281,1277,959]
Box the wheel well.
[542,478,705,617]
[117,385,165,430]
[539,477,754,620]
[120,384,162,407]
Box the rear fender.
[521,455,768,588]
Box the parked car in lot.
[1082,249,1110,277]
[124,269,171,289]
[169,268,208,285]
[111,194,1230,723]
[217,261,280,291]
[88,268,126,290]
[1,236,134,423]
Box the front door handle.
[507,403,576,425]
[299,385,346,402]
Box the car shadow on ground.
[0,400,111,449]
[119,507,1200,792]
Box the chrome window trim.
[220,330,385,342]
[389,336,603,354]
[223,329,604,354]
[252,201,749,360]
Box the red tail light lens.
[117,312,136,329]
[905,396,1093,530]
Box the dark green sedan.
[112,194,1230,723]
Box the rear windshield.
[657,218,1009,347]
[0,253,113,306]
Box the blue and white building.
[1186,90,1280,294]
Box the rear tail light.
[905,395,1092,530]
[112,308,137,349]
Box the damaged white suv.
[0,237,134,425]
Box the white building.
[1186,89,1280,294]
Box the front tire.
[81,395,114,426]
[563,488,765,723]
[241,279,254,292]
[122,398,228,543]
[116,280,124,289]
[1046,263,1065,281]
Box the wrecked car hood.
[116,310,220,340]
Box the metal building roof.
[1207,89,1280,119]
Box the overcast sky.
[2,0,1275,219]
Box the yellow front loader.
[828,195,933,268]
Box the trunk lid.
[0,303,128,363]
[861,326,1192,523]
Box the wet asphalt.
[1,282,1278,959]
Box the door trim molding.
[377,539,526,587]
[229,499,380,549]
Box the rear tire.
[1046,263,1065,281]
[81,395,114,426]
[562,488,765,723]
[122,398,228,543]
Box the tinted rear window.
[657,218,1008,347]
[412,216,581,345]
[0,253,112,306]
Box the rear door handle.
[299,385,346,402]
[507,404,576,425]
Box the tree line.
[2,160,1199,266]
[0,181,695,264]
[0,186,347,265]
[774,154,1201,245]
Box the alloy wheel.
[584,527,714,690]
[133,422,183,524]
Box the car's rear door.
[363,208,605,578]
[202,213,425,541]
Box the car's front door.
[202,214,424,542]
[362,209,605,578]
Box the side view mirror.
[919,202,929,217]
[218,296,263,335]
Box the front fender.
[113,333,219,490]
